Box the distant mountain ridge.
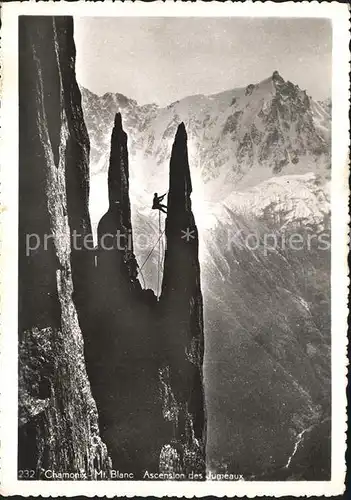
[81,70,331,204]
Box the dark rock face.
[97,112,137,285]
[107,113,131,219]
[18,15,206,478]
[85,118,206,478]
[159,123,206,475]
[18,16,110,476]
[85,114,165,477]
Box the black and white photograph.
[0,2,349,497]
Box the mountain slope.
[201,192,330,477]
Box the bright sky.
[74,17,332,106]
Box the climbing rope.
[139,225,166,272]
[138,266,147,289]
[160,226,165,282]
[138,193,168,293]
[157,210,161,298]
[158,192,168,280]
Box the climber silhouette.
[152,192,167,214]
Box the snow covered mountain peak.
[81,70,330,194]
[80,72,331,236]
[222,172,330,231]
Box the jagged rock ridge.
[18,16,111,476]
[84,116,206,478]
[159,123,206,475]
[96,112,139,285]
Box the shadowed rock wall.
[86,117,206,478]
[18,15,206,480]
[159,123,206,476]
[18,16,110,477]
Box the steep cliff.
[159,123,206,476]
[85,113,168,478]
[97,112,138,285]
[18,16,110,477]
[18,16,206,478]
[84,117,206,478]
